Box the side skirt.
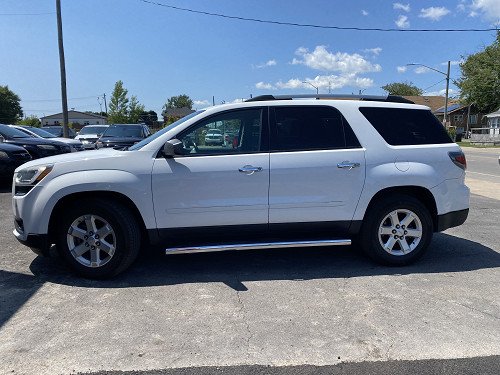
[165,239,351,255]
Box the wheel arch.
[48,191,149,245]
[363,186,438,231]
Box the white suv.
[12,95,469,278]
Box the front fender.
[15,169,154,236]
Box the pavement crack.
[235,285,253,360]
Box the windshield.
[25,127,56,138]
[102,125,142,138]
[80,126,107,135]
[42,127,61,136]
[0,125,31,139]
[128,110,204,151]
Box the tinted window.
[103,125,143,138]
[271,106,360,152]
[359,107,452,145]
[80,126,107,135]
[176,108,264,156]
[0,125,31,139]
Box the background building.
[41,111,107,129]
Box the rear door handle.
[337,161,360,170]
[239,165,263,174]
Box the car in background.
[75,124,109,149]
[10,125,84,152]
[0,124,72,159]
[205,129,224,145]
[0,142,31,182]
[96,124,151,149]
[42,125,77,138]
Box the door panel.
[269,105,366,224]
[152,154,269,228]
[152,107,270,229]
[269,149,365,223]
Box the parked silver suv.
[12,94,469,278]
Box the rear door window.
[270,106,361,152]
[359,107,452,145]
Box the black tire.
[359,194,433,266]
[56,198,141,279]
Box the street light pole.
[407,61,451,126]
[302,81,319,94]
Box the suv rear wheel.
[56,199,141,279]
[360,194,433,265]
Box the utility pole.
[103,93,108,116]
[444,60,451,127]
[56,0,69,138]
[407,60,451,127]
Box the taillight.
[448,151,467,170]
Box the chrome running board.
[165,239,351,255]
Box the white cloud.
[393,3,411,12]
[419,7,451,21]
[257,74,375,92]
[361,9,369,16]
[415,66,430,74]
[425,88,457,96]
[395,15,410,28]
[291,45,381,74]
[255,82,275,90]
[194,100,210,106]
[254,59,277,69]
[397,66,407,73]
[363,47,382,56]
[471,0,500,23]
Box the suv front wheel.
[359,194,433,265]
[55,199,141,279]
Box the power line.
[0,12,55,16]
[21,95,102,102]
[138,0,499,32]
[423,78,447,92]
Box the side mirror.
[0,135,4,143]
[162,138,183,158]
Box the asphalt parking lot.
[0,147,499,374]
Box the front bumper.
[13,228,50,256]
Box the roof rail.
[245,94,414,104]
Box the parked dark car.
[96,124,151,149]
[42,125,77,138]
[0,142,32,182]
[11,125,84,152]
[0,124,72,159]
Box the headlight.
[0,151,9,160]
[15,165,53,185]
[37,144,56,150]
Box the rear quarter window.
[359,107,452,146]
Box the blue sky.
[1,0,499,119]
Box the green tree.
[17,115,40,127]
[108,80,129,123]
[138,110,158,125]
[457,32,500,113]
[381,81,423,96]
[128,95,145,123]
[164,94,193,110]
[0,85,23,124]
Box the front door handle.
[239,165,263,174]
[337,161,360,170]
